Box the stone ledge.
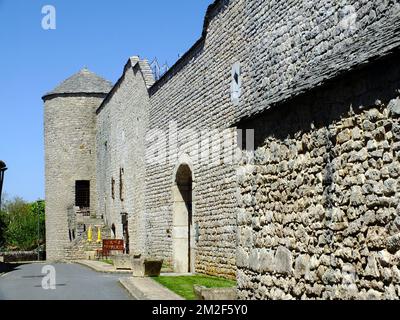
[194,285,237,300]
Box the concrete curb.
[74,260,132,274]
[119,277,184,300]
[119,278,147,300]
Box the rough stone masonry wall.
[143,0,400,279]
[44,95,101,261]
[92,0,400,283]
[240,0,400,121]
[96,58,152,255]
[96,100,111,225]
[146,0,246,278]
[236,53,400,299]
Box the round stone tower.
[42,68,112,261]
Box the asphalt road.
[0,263,133,300]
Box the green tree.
[30,200,46,246]
[0,209,8,249]
[0,193,9,249]
[3,198,45,251]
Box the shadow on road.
[0,262,24,274]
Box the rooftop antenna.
[150,58,170,81]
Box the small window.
[75,180,90,208]
[111,177,115,199]
[119,168,124,201]
[237,128,255,152]
[231,62,241,105]
[111,223,116,238]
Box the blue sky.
[0,0,213,202]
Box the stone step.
[63,222,114,260]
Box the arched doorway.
[172,164,194,273]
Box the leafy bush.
[31,200,46,244]
[1,198,45,251]
[0,210,8,249]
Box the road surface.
[0,262,132,300]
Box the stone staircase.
[64,216,112,260]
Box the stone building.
[43,68,113,260]
[44,0,400,299]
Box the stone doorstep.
[119,277,184,300]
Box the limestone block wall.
[146,0,246,279]
[96,102,111,225]
[53,0,400,284]
[96,58,153,255]
[137,0,400,280]
[236,53,400,299]
[44,95,102,261]
[240,0,400,121]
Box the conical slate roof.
[43,68,113,99]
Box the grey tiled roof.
[43,68,113,99]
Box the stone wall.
[0,251,45,263]
[96,57,153,255]
[145,0,246,279]
[44,95,102,261]
[44,0,400,289]
[236,53,400,299]
[94,0,400,282]
[239,0,400,121]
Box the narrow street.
[0,263,132,300]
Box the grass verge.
[153,274,236,300]
[101,259,114,265]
